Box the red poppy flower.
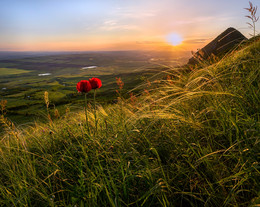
[89,77,102,89]
[76,80,92,93]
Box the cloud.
[136,40,162,45]
[120,11,157,19]
[99,19,139,31]
[174,15,235,26]
[103,20,117,26]
[111,7,158,19]
[184,38,211,44]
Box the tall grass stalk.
[44,91,52,123]
[245,1,259,37]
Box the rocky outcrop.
[188,27,247,65]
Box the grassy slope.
[0,39,259,206]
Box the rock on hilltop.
[188,27,247,65]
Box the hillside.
[188,27,247,65]
[0,38,259,206]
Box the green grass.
[0,39,259,206]
[0,68,32,76]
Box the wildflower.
[116,77,124,90]
[130,92,137,106]
[89,77,102,89]
[76,80,92,93]
[54,108,60,119]
[0,99,7,115]
[76,78,102,133]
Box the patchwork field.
[0,68,31,76]
[0,51,190,125]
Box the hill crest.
[188,27,247,64]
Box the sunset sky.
[0,0,259,52]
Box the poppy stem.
[84,92,89,133]
[94,89,97,134]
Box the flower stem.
[84,92,89,133]
[94,89,97,134]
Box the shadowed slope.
[188,27,247,65]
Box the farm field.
[0,50,190,125]
[0,68,31,76]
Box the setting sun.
[1,1,257,51]
[166,33,183,46]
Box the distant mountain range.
[188,27,247,65]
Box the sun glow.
[166,33,183,46]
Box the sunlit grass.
[0,38,259,206]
